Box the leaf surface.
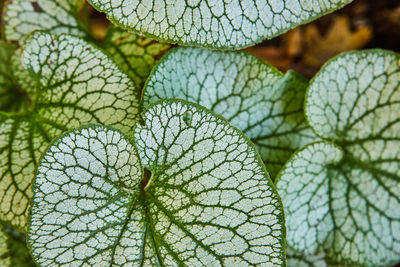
[0,230,10,266]
[134,100,285,265]
[0,32,139,231]
[88,0,353,49]
[29,125,144,266]
[286,248,326,267]
[4,0,85,44]
[3,0,170,89]
[2,225,35,267]
[277,50,400,266]
[0,41,30,112]
[143,47,316,178]
[29,100,285,266]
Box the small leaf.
[0,32,140,231]
[11,49,36,97]
[277,50,400,266]
[0,42,16,91]
[29,100,285,266]
[143,47,317,178]
[286,248,326,267]
[2,225,35,267]
[0,41,30,112]
[0,230,10,266]
[4,0,85,44]
[104,25,170,88]
[88,0,353,49]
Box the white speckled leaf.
[3,0,169,89]
[22,32,140,133]
[29,125,145,266]
[143,47,316,178]
[87,0,353,49]
[0,31,139,231]
[277,50,400,266]
[104,25,170,88]
[29,101,285,266]
[134,100,285,266]
[4,0,85,44]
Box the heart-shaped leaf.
[4,0,85,44]
[0,31,140,231]
[104,25,170,88]
[29,100,285,266]
[277,50,400,266]
[143,47,317,178]
[88,0,353,49]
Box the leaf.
[0,41,18,111]
[134,100,285,265]
[2,225,35,267]
[88,0,353,49]
[0,224,36,267]
[10,49,36,99]
[103,25,170,88]
[29,100,285,266]
[0,41,30,112]
[3,0,86,44]
[286,248,326,267]
[3,0,170,89]
[29,125,144,266]
[276,50,400,266]
[143,47,317,178]
[0,31,140,231]
[0,230,10,266]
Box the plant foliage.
[277,50,400,266]
[29,101,285,265]
[88,0,353,49]
[0,0,399,266]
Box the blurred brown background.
[246,0,400,77]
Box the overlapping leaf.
[143,47,316,178]
[3,0,171,89]
[0,31,140,231]
[277,50,400,266]
[88,0,353,49]
[4,0,85,44]
[29,100,285,266]
[104,25,170,88]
